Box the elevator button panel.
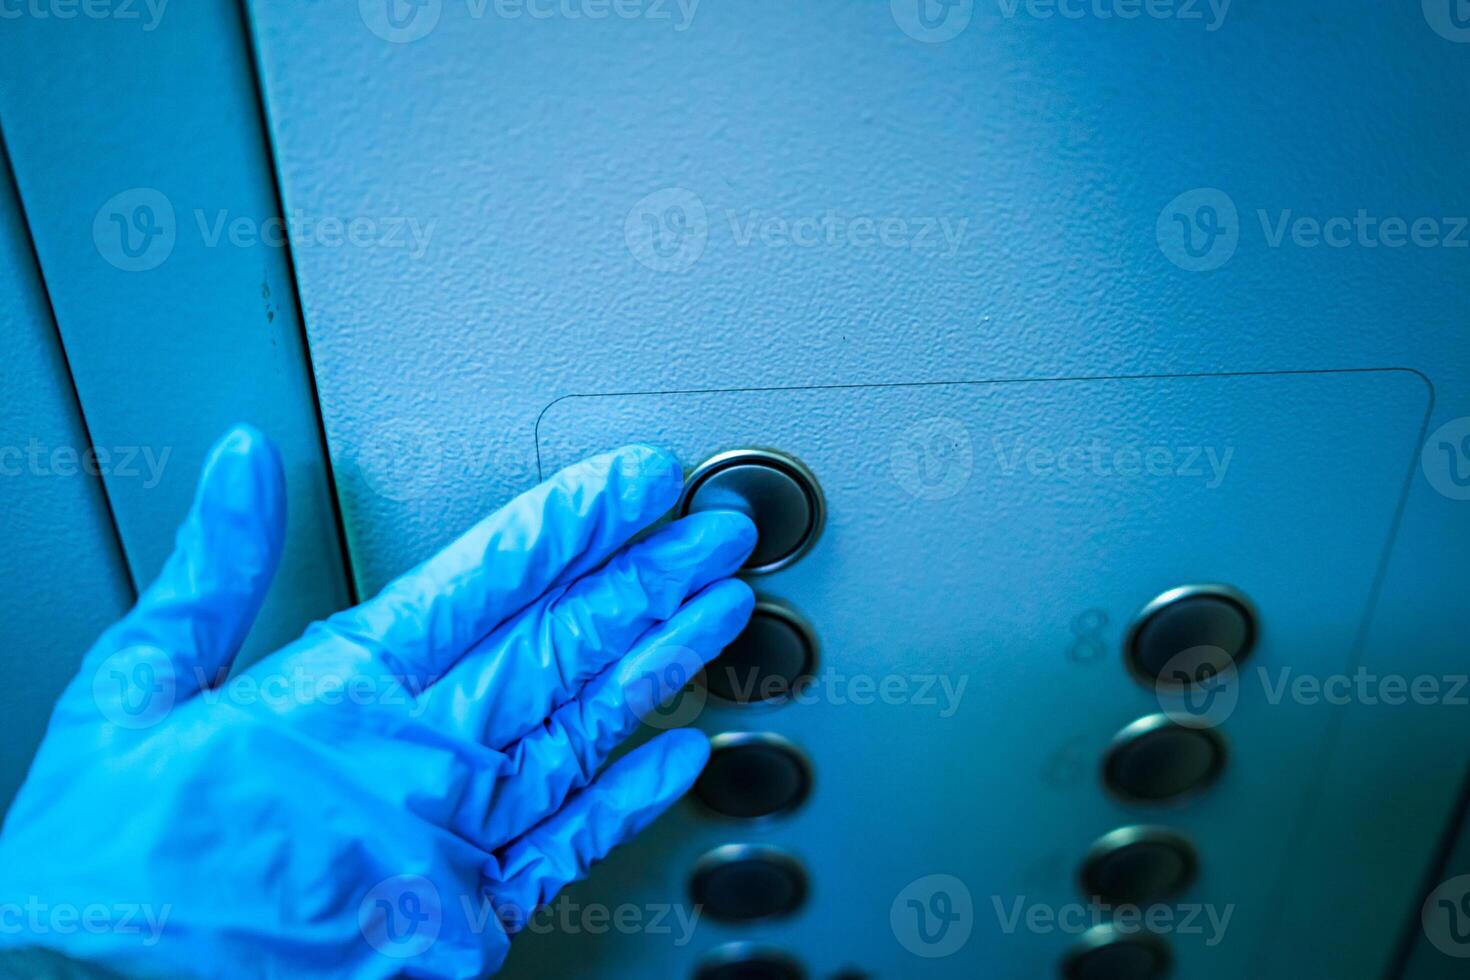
[1104,715,1227,804]
[680,450,824,574]
[695,733,813,820]
[1079,826,1198,906]
[1127,585,1256,687]
[702,602,817,705]
[689,845,809,922]
[524,372,1430,977]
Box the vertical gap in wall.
[1383,760,1470,979]
[0,121,138,600]
[234,0,360,604]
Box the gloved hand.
[0,426,757,979]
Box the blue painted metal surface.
[242,1,1470,976]
[0,0,1454,976]
[0,1,351,667]
[0,146,132,812]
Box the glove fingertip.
[200,424,286,523]
[71,426,290,712]
[648,727,712,785]
[680,508,759,565]
[694,578,757,637]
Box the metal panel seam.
[0,119,136,600]
[234,0,358,605]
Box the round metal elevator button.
[689,845,808,922]
[1061,925,1172,980]
[1103,714,1226,804]
[1078,826,1198,906]
[1126,585,1256,687]
[680,450,824,574]
[693,945,806,980]
[694,733,812,819]
[702,602,816,704]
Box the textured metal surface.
[0,147,131,811]
[0,1,350,667]
[241,3,1470,977]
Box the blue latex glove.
[0,427,757,979]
